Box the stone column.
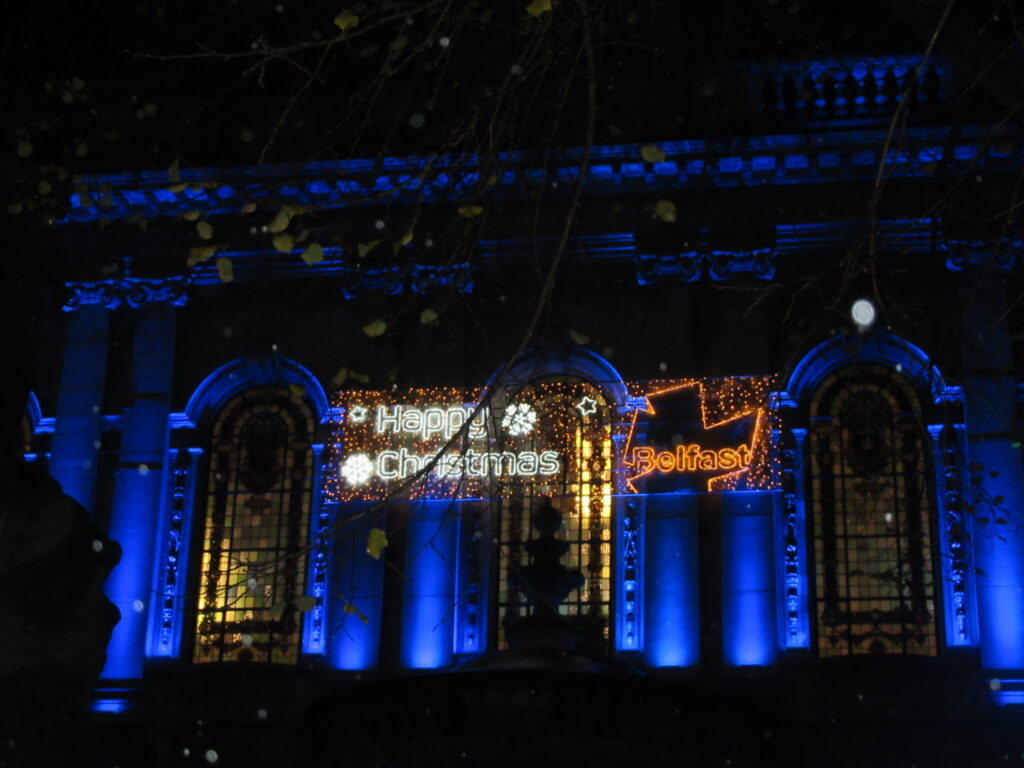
[721,491,778,666]
[49,283,116,513]
[400,499,458,669]
[643,493,700,667]
[328,502,387,671]
[955,251,1024,669]
[101,278,187,682]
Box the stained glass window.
[808,365,937,657]
[496,378,613,650]
[192,387,314,663]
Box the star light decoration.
[575,395,598,417]
[348,404,368,424]
[501,403,537,436]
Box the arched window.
[192,386,315,663]
[496,377,614,650]
[808,365,937,657]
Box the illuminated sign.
[325,377,773,501]
[326,389,569,501]
[623,379,770,493]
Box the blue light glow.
[328,503,386,671]
[721,492,778,666]
[401,500,458,669]
[643,494,700,668]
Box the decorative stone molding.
[634,248,775,285]
[942,239,1021,271]
[63,277,190,312]
[339,264,473,299]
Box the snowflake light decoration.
[340,453,374,486]
[501,403,538,436]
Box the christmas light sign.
[325,387,568,502]
[624,378,772,493]
[324,377,774,502]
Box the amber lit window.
[496,378,613,650]
[193,387,314,663]
[809,365,936,657]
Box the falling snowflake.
[340,454,374,486]
[502,403,537,436]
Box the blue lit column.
[643,493,700,667]
[721,491,777,666]
[401,499,458,669]
[328,502,387,671]
[957,258,1024,669]
[102,279,186,681]
[50,284,115,512]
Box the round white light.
[851,299,876,328]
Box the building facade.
[24,52,1024,766]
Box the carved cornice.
[635,248,775,284]
[63,277,190,312]
[941,239,1022,272]
[340,263,473,299]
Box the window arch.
[808,364,937,657]
[192,386,315,663]
[495,377,614,650]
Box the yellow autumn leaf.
[188,246,217,266]
[332,367,348,386]
[240,202,256,214]
[641,144,666,163]
[366,527,388,559]
[17,140,33,158]
[182,210,201,222]
[282,203,306,218]
[420,308,439,324]
[294,595,316,613]
[289,383,305,396]
[168,183,187,193]
[568,328,589,345]
[272,233,295,253]
[302,242,324,265]
[268,209,290,233]
[357,241,377,259]
[457,204,483,218]
[363,319,387,337]
[392,230,413,254]
[334,11,359,31]
[349,370,370,383]
[654,199,677,223]
[196,220,213,240]
[344,602,369,624]
[526,0,552,16]
[168,158,180,182]
[216,256,234,282]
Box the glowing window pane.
[808,366,936,657]
[192,387,314,664]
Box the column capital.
[942,238,1020,272]
[63,277,190,312]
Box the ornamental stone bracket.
[634,249,776,285]
[63,276,191,312]
[340,263,474,299]
[942,239,1023,272]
